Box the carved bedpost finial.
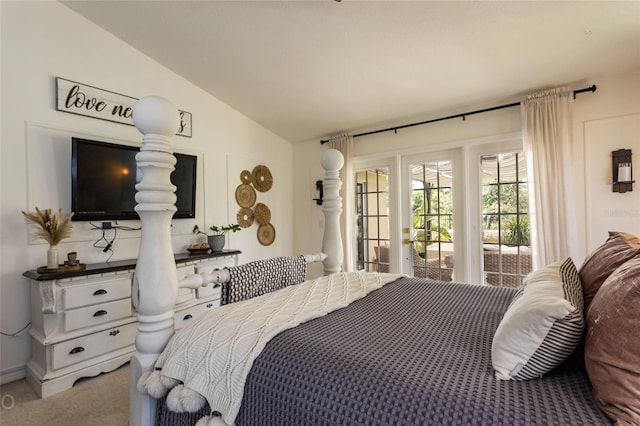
[130,96,180,426]
[132,96,180,137]
[321,149,345,275]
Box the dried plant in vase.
[22,207,74,268]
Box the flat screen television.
[71,137,196,221]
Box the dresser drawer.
[176,264,195,280]
[175,287,195,307]
[63,276,131,310]
[194,257,236,275]
[52,322,137,370]
[194,258,234,299]
[174,265,196,307]
[174,300,218,330]
[64,299,133,332]
[196,283,222,300]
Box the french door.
[401,150,463,281]
[406,159,455,281]
[353,137,530,287]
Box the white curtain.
[521,86,578,270]
[329,134,354,272]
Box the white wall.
[572,72,640,252]
[0,2,294,382]
[294,70,640,275]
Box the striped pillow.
[492,258,584,380]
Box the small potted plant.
[192,223,241,252]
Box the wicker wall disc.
[240,170,253,185]
[252,165,273,192]
[235,184,256,208]
[257,223,276,246]
[254,203,271,225]
[237,208,254,228]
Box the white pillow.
[491,258,584,380]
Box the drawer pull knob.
[183,314,193,320]
[93,289,107,296]
[69,347,85,355]
[109,329,120,336]
[93,310,108,317]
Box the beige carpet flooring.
[0,364,129,426]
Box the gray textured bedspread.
[157,277,610,425]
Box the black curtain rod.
[320,85,597,144]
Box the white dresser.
[23,250,240,398]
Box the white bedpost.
[129,96,180,426]
[321,149,345,275]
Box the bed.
[128,96,640,426]
[152,275,608,425]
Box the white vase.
[47,246,59,269]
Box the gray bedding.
[157,277,610,425]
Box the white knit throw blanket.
[154,271,406,425]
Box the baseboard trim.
[1,365,26,385]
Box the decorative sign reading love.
[56,77,192,137]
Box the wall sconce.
[612,149,633,193]
[313,180,324,205]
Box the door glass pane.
[481,152,531,287]
[410,161,453,281]
[356,169,390,272]
[499,184,518,213]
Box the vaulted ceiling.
[62,1,640,143]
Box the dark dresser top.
[23,249,241,281]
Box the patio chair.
[483,247,532,288]
[412,246,453,281]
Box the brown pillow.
[579,232,640,311]
[584,257,640,425]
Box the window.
[480,152,532,287]
[355,169,390,272]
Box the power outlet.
[101,222,112,230]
